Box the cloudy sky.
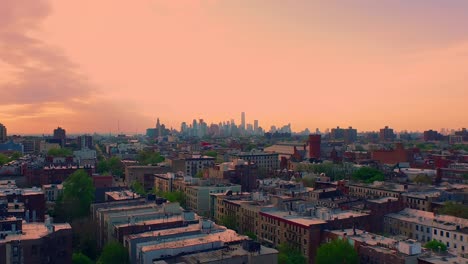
[1,0,467,134]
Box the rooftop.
[105,190,141,201]
[125,223,208,241]
[0,222,71,243]
[368,196,399,204]
[418,253,468,264]
[385,208,468,230]
[329,229,397,247]
[179,243,278,263]
[140,229,246,253]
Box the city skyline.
[1,0,468,134]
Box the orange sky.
[1,0,467,134]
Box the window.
[462,246,465,251]
[434,229,437,235]
[427,228,430,233]
[461,235,464,241]
[447,242,450,248]
[416,225,419,231]
[441,231,444,236]
[454,234,457,239]
[447,232,450,238]
[32,245,38,255]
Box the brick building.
[0,217,72,264]
[26,165,95,186]
[0,188,46,222]
[323,229,421,264]
[371,143,415,164]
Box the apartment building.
[231,152,279,172]
[259,207,369,263]
[384,208,468,255]
[402,191,441,212]
[348,181,407,199]
[324,229,422,264]
[183,182,242,217]
[0,217,72,264]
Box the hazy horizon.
[1,0,468,134]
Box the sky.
[1,0,467,134]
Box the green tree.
[55,170,95,222]
[413,175,432,185]
[96,157,123,177]
[301,177,315,188]
[107,157,124,177]
[416,143,436,151]
[352,167,384,183]
[157,190,186,207]
[0,153,9,165]
[47,147,73,157]
[438,201,468,219]
[220,215,238,231]
[244,231,257,240]
[97,242,129,264]
[72,253,94,264]
[137,150,164,165]
[131,181,146,195]
[71,218,99,260]
[424,239,447,252]
[10,151,22,160]
[315,238,358,264]
[278,243,307,264]
[204,150,218,158]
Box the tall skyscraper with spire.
[156,118,162,137]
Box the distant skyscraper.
[53,127,66,147]
[156,118,162,137]
[379,126,396,141]
[77,135,93,150]
[0,123,6,143]
[254,120,259,133]
[241,112,246,130]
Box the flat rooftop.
[125,223,208,241]
[262,208,367,227]
[179,243,278,263]
[140,229,246,253]
[329,229,397,247]
[115,214,188,229]
[0,222,71,243]
[368,196,399,204]
[418,254,468,264]
[385,208,468,230]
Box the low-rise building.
[402,191,441,212]
[42,184,63,202]
[384,208,468,255]
[0,187,46,222]
[0,217,72,264]
[349,181,407,199]
[324,229,422,264]
[259,206,369,263]
[125,165,170,191]
[183,182,242,217]
[231,152,280,172]
[123,217,277,264]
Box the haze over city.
[1,0,468,134]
